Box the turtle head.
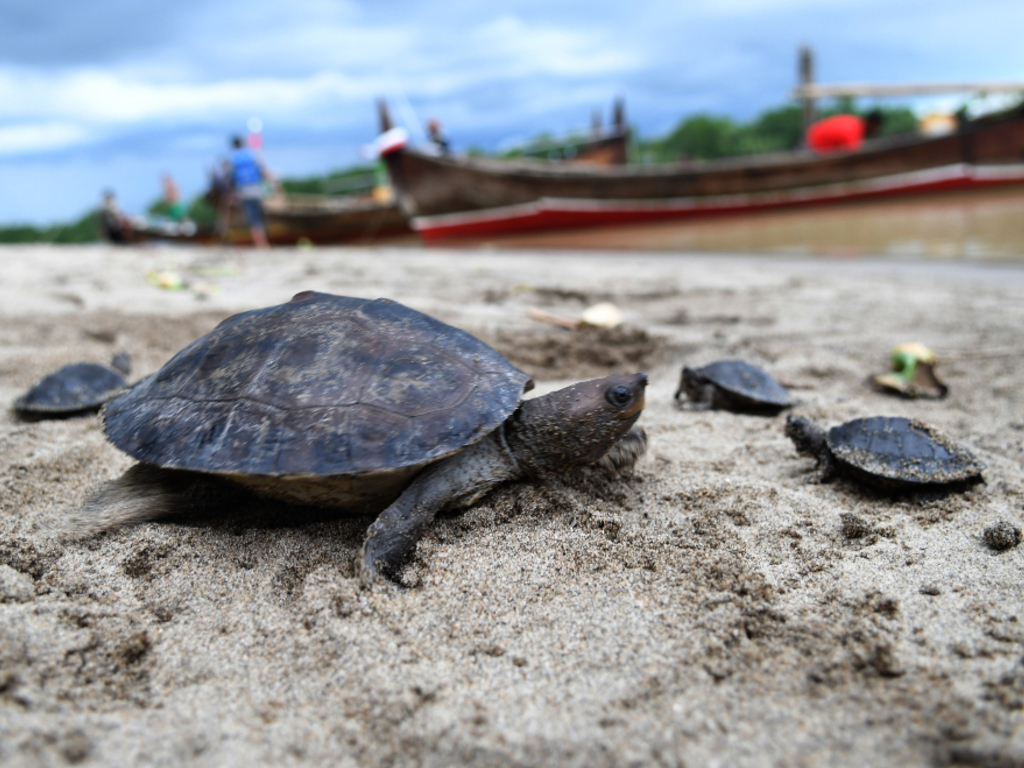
[675,365,707,402]
[785,414,827,458]
[506,373,648,473]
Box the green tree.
[0,225,43,244]
[639,100,920,163]
[51,211,101,243]
[647,114,742,161]
[280,165,378,196]
[0,210,99,244]
[744,105,805,152]
[876,106,918,136]
[186,196,217,227]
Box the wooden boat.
[215,191,411,246]
[108,190,411,247]
[381,106,1024,241]
[99,215,214,245]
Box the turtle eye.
[606,384,633,407]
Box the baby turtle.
[15,353,130,418]
[675,360,791,413]
[76,292,648,585]
[785,414,984,491]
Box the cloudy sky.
[3,0,1024,224]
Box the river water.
[448,188,1024,259]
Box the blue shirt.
[229,147,264,187]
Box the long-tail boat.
[208,186,411,246]
[220,193,410,246]
[380,103,1024,242]
[112,181,412,247]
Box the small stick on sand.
[528,307,580,329]
[528,302,624,331]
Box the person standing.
[227,135,273,247]
[161,174,188,222]
[427,118,450,155]
[98,190,133,244]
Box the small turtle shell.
[827,416,984,486]
[15,362,128,416]
[692,360,791,409]
[102,292,533,478]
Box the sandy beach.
[0,243,1022,767]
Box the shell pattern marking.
[102,293,531,477]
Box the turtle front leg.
[814,450,838,483]
[358,464,451,585]
[358,433,520,586]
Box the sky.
[2,0,1024,225]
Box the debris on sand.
[528,301,623,330]
[872,342,948,399]
[984,521,1022,551]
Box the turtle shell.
[697,360,791,408]
[827,416,984,486]
[15,362,128,415]
[102,292,533,479]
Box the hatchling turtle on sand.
[675,360,791,413]
[76,291,648,585]
[15,352,131,418]
[785,414,984,491]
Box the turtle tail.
[64,464,192,538]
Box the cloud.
[0,122,91,156]
[0,9,642,129]
[0,7,647,174]
[464,16,642,78]
[4,0,1024,223]
[0,68,368,125]
[0,0,198,67]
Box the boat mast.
[799,46,816,137]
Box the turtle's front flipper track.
[358,432,519,586]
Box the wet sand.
[1,244,1022,767]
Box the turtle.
[785,414,984,491]
[675,360,791,414]
[74,291,648,585]
[15,352,131,418]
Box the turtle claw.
[356,551,380,588]
[358,528,409,588]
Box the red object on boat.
[806,114,866,153]
[378,127,409,156]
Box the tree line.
[637,100,916,163]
